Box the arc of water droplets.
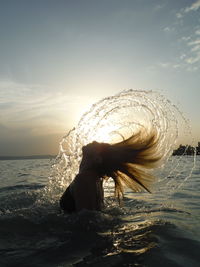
[41,89,196,203]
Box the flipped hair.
[99,130,161,200]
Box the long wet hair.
[93,130,161,200]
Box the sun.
[93,124,117,143]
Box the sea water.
[1,89,199,266]
[0,156,200,267]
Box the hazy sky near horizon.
[0,0,200,155]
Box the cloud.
[163,27,175,33]
[176,0,200,18]
[195,29,200,35]
[176,12,183,19]
[185,55,200,64]
[0,79,97,155]
[0,79,94,136]
[157,62,182,70]
[154,3,165,11]
[0,80,67,155]
[184,0,200,13]
[183,38,200,65]
[181,36,191,41]
[185,52,200,65]
[188,39,200,54]
[173,2,200,70]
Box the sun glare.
[94,124,117,143]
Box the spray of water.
[40,89,195,204]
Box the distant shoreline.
[0,155,56,161]
[0,154,199,161]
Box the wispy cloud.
[163,26,175,33]
[176,0,200,18]
[188,39,200,46]
[176,12,183,19]
[0,80,94,136]
[195,29,200,35]
[181,36,191,41]
[184,0,200,13]
[157,62,181,70]
[152,0,200,72]
[154,3,165,12]
[170,1,200,71]
[181,38,200,66]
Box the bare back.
[70,170,104,211]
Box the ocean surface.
[0,156,200,267]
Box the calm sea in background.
[0,156,200,267]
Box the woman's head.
[79,141,110,172]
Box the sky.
[0,0,200,156]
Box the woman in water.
[60,130,161,213]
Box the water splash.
[40,89,195,203]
